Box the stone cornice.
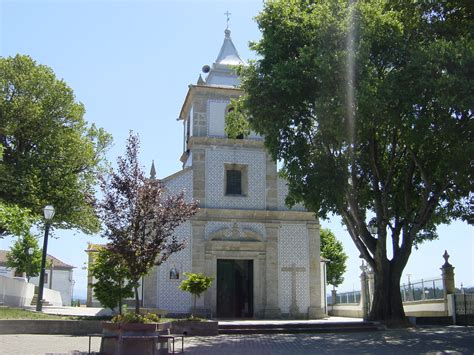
[188,136,265,150]
[193,208,319,225]
[179,85,243,120]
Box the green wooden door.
[216,259,254,318]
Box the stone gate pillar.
[331,289,338,305]
[441,250,455,300]
[360,261,370,320]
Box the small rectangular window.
[224,163,248,197]
[226,170,242,195]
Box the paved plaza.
[0,326,473,355]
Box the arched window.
[225,105,244,139]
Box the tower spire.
[150,160,156,180]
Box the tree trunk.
[369,259,405,323]
[192,295,197,317]
[134,285,140,315]
[118,280,123,315]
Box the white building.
[0,249,74,306]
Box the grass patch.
[0,307,112,321]
[0,307,71,320]
[0,307,179,322]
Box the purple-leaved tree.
[99,132,198,314]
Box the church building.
[87,28,325,319]
[141,28,325,319]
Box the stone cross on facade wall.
[281,263,306,316]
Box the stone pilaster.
[142,266,158,307]
[263,223,281,318]
[192,148,206,206]
[191,220,206,309]
[307,223,325,319]
[265,154,278,210]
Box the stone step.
[218,321,382,334]
[30,295,53,307]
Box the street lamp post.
[26,247,34,282]
[36,205,55,312]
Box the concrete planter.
[172,320,219,336]
[101,321,171,355]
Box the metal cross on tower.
[224,11,231,29]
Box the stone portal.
[216,259,254,318]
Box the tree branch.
[342,211,375,268]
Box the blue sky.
[1,0,472,300]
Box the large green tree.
[0,203,36,239]
[227,0,473,322]
[6,233,42,281]
[0,55,112,234]
[320,228,347,288]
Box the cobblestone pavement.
[0,327,472,355]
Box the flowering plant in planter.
[101,311,172,355]
[111,312,162,324]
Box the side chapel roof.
[0,249,74,270]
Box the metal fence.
[400,278,444,302]
[333,290,361,304]
[454,292,474,326]
[328,278,445,305]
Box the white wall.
[30,268,73,306]
[404,300,447,316]
[42,287,63,306]
[208,100,229,137]
[329,297,448,318]
[0,266,14,278]
[51,269,72,306]
[0,274,34,307]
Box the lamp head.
[43,205,55,220]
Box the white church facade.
[141,29,325,319]
[87,29,325,319]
